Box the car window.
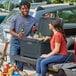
[3,10,19,24]
[58,9,76,23]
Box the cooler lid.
[38,17,52,36]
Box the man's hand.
[17,33,24,37]
[10,28,25,37]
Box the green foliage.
[3,1,9,10]
[0,3,3,8]
[2,1,17,11]
[52,0,64,3]
[9,4,17,11]
[52,0,76,4]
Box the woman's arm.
[41,43,60,58]
[48,43,60,56]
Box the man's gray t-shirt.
[10,14,38,40]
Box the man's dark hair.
[19,1,30,9]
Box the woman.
[36,18,68,76]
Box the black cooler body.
[20,38,51,59]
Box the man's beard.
[22,12,28,17]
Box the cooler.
[20,17,62,59]
[20,38,51,59]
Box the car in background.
[0,4,76,50]
[0,8,9,24]
[0,16,6,24]
[0,12,9,24]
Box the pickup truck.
[1,4,76,49]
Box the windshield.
[58,9,76,23]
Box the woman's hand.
[40,54,49,58]
[39,36,51,41]
[44,36,51,41]
[39,37,45,41]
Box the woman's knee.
[37,57,43,63]
[41,59,46,66]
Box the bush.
[3,1,17,11]
[52,0,64,3]
[0,4,3,8]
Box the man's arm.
[10,28,18,37]
[10,28,24,37]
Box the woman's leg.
[36,57,44,75]
[40,55,67,76]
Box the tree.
[52,0,64,3]
[0,3,3,8]
[52,0,76,4]
[3,1,9,10]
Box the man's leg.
[10,40,23,71]
[16,48,24,71]
[10,43,20,64]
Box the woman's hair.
[50,18,66,42]
[19,1,30,9]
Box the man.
[10,1,38,71]
[45,13,51,18]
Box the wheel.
[58,69,67,76]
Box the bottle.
[31,26,37,36]
[3,64,8,73]
[8,64,16,75]
[6,64,10,69]
[21,24,24,33]
[39,32,43,38]
[2,64,9,76]
[1,72,7,76]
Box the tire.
[49,69,66,76]
[58,69,67,76]
[66,38,75,50]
